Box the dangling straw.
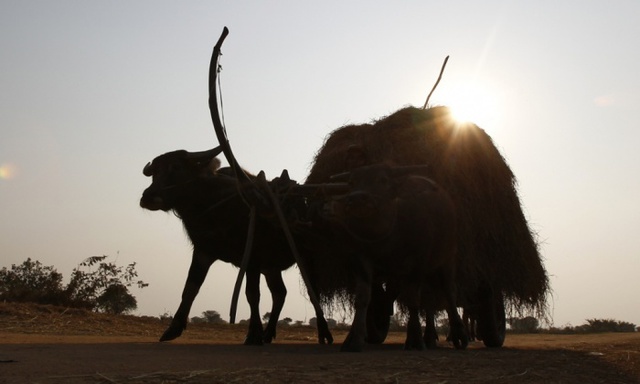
[422,55,449,109]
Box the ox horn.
[208,27,253,189]
[143,162,153,177]
[185,146,224,161]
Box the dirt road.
[1,303,638,383]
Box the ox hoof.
[244,333,264,346]
[159,326,184,342]
[319,332,334,345]
[452,336,469,350]
[404,338,426,351]
[262,333,274,344]
[340,333,364,352]
[449,330,469,350]
[447,327,469,349]
[340,343,364,352]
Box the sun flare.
[0,163,18,180]
[435,82,502,129]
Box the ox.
[325,164,468,351]
[140,149,333,345]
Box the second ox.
[312,163,468,352]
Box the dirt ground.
[1,303,639,383]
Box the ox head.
[329,164,431,240]
[140,147,223,211]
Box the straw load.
[305,106,549,317]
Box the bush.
[509,316,540,333]
[64,255,148,314]
[544,319,637,334]
[584,319,636,333]
[0,256,148,315]
[0,258,65,305]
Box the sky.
[1,1,639,329]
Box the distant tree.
[293,320,304,327]
[543,318,637,334]
[262,312,271,323]
[584,319,636,333]
[278,317,292,326]
[202,310,226,324]
[509,316,540,333]
[310,317,337,329]
[389,312,406,332]
[435,312,449,335]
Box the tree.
[95,284,137,315]
[308,317,337,328]
[0,256,148,315]
[0,258,65,305]
[202,310,226,324]
[584,319,636,333]
[389,312,406,332]
[509,317,540,333]
[64,255,148,315]
[278,317,292,326]
[262,312,271,323]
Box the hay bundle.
[306,106,549,316]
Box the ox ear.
[209,157,222,173]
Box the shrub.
[584,319,636,333]
[0,256,148,315]
[509,316,540,333]
[0,258,65,305]
[64,255,148,315]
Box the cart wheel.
[477,286,506,348]
[365,283,392,344]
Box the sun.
[434,81,502,129]
[0,163,18,180]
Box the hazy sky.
[1,1,639,328]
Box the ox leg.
[160,250,214,342]
[262,270,286,344]
[463,307,476,342]
[404,306,425,350]
[403,285,425,351]
[304,268,333,345]
[423,309,439,349]
[341,261,373,352]
[312,305,333,345]
[244,268,264,345]
[303,258,333,345]
[444,285,468,350]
